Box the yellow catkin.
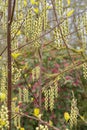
[23,88,29,103]
[43,81,59,111]
[18,115,21,128]
[0,66,7,96]
[35,66,40,80]
[43,0,47,30]
[3,4,6,29]
[14,116,18,128]
[61,12,69,42]
[55,0,63,16]
[12,66,21,84]
[32,68,36,81]
[54,27,63,48]
[25,9,32,38]
[70,94,79,129]
[83,63,87,79]
[0,104,9,129]
[32,66,40,81]
[54,82,58,98]
[16,0,18,18]
[44,89,49,110]
[12,102,18,127]
[19,88,22,102]
[81,13,87,50]
[77,14,86,49]
[49,86,54,111]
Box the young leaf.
[24,0,27,7]
[67,9,74,17]
[33,8,39,14]
[30,0,36,5]
[67,0,71,6]
[11,53,21,59]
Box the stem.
[7,0,12,129]
[39,44,43,112]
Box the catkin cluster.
[36,124,49,130]
[83,63,87,79]
[81,12,87,50]
[70,96,79,129]
[0,105,9,129]
[32,66,40,81]
[43,82,58,111]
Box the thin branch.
[13,112,60,130]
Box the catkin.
[23,88,29,103]
[83,63,87,80]
[54,82,58,98]
[49,86,54,111]
[44,89,49,110]
[32,66,40,81]
[19,88,22,102]
[70,94,79,129]
[0,65,7,96]
[55,0,63,16]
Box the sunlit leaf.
[24,0,27,7]
[30,0,36,5]
[67,9,74,17]
[17,30,21,36]
[67,0,71,6]
[33,8,39,14]
[12,52,21,59]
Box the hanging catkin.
[54,82,58,98]
[70,93,79,129]
[19,88,22,102]
[49,86,54,111]
[83,63,87,80]
[23,88,29,103]
[0,65,7,96]
[55,0,63,16]
[44,89,49,110]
